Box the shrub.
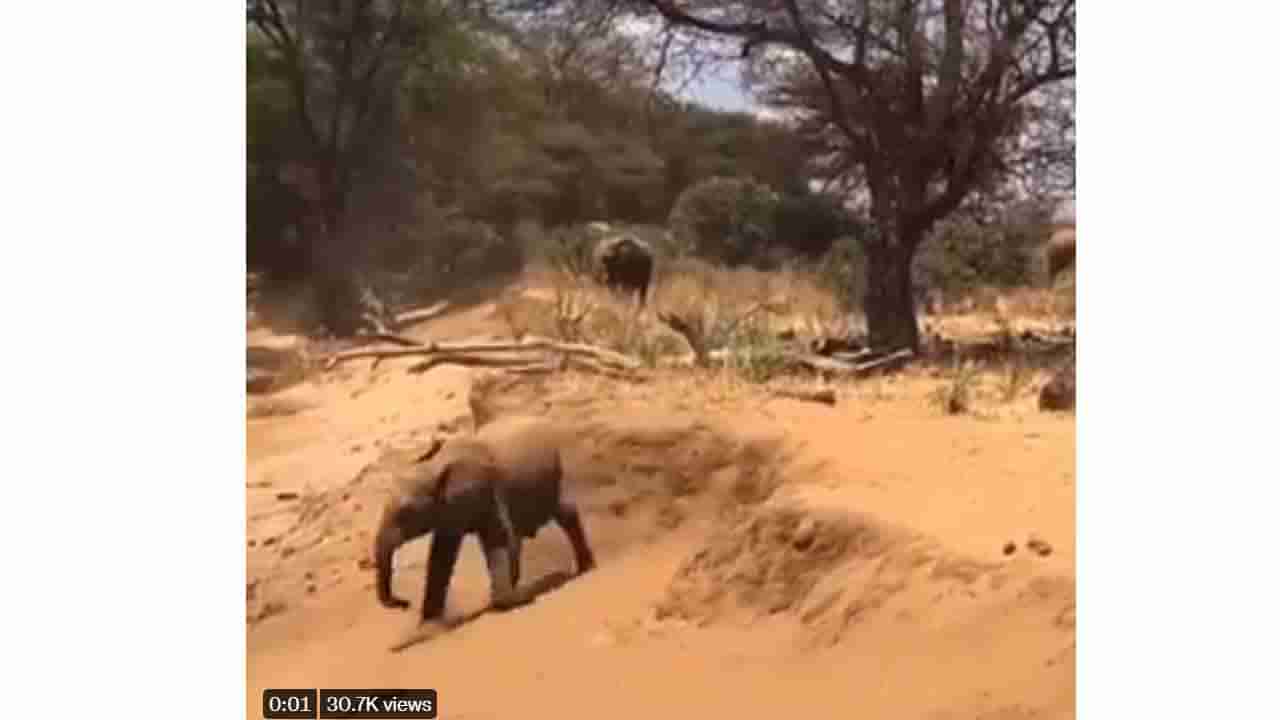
[771,193,851,259]
[914,219,1043,299]
[816,235,868,311]
[540,223,601,280]
[668,176,779,267]
[374,215,524,305]
[436,218,523,282]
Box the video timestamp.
[263,689,438,719]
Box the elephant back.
[474,416,564,508]
[593,233,654,270]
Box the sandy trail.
[246,306,1074,720]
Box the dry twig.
[393,301,451,330]
[771,387,837,405]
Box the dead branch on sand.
[784,348,915,377]
[770,387,837,405]
[404,354,547,374]
[323,335,642,380]
[393,301,451,330]
[349,332,426,348]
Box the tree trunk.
[310,201,363,337]
[862,239,921,353]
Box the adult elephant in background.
[592,232,655,306]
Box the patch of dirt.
[657,501,899,625]
[245,283,1075,720]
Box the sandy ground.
[246,297,1075,720]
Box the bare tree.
[631,0,1075,351]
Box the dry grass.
[521,258,852,367]
[484,258,1072,394]
[927,359,981,415]
[246,256,1072,421]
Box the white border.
[5,3,1278,718]
[1080,4,1280,717]
[5,3,243,718]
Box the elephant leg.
[510,534,523,588]
[483,494,527,611]
[480,531,529,611]
[421,532,462,622]
[554,500,597,574]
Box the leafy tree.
[247,0,469,334]
[637,0,1075,351]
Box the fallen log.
[830,348,879,364]
[349,332,425,348]
[323,335,641,372]
[849,348,915,375]
[405,354,551,375]
[785,348,915,377]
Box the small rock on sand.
[1002,541,1017,556]
[276,491,300,501]
[792,518,818,551]
[1026,534,1053,557]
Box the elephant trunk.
[374,520,405,609]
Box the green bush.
[668,176,779,267]
[816,235,868,311]
[914,220,1043,298]
[541,223,602,280]
[436,218,523,282]
[376,214,524,304]
[772,193,851,258]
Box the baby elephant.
[373,417,596,623]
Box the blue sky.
[684,69,758,113]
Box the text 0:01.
[263,689,318,719]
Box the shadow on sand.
[389,571,575,653]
